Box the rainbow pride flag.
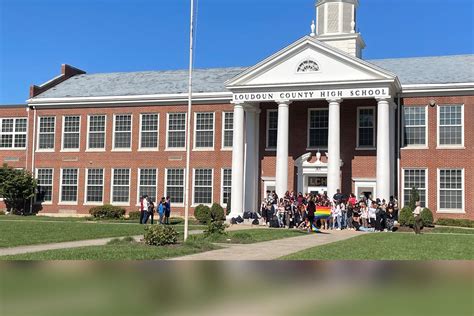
[314,206,331,219]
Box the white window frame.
[61,115,81,152]
[221,112,233,150]
[401,168,428,208]
[84,168,105,206]
[403,106,428,149]
[437,168,465,214]
[220,168,232,207]
[262,179,276,200]
[192,168,214,207]
[111,168,131,206]
[0,117,28,150]
[164,168,185,207]
[356,106,376,150]
[193,112,215,151]
[353,180,377,201]
[307,108,329,151]
[138,113,160,151]
[112,114,133,152]
[266,109,278,151]
[165,113,186,151]
[59,168,79,205]
[86,114,107,152]
[437,104,464,149]
[37,116,56,152]
[35,168,54,205]
[136,168,159,206]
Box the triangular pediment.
[226,36,397,89]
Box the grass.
[1,237,219,260]
[209,228,308,244]
[281,233,474,260]
[429,227,474,234]
[0,219,205,248]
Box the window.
[194,112,214,149]
[308,109,329,148]
[0,118,27,149]
[86,169,104,203]
[439,169,464,211]
[112,169,130,204]
[357,107,375,148]
[88,115,106,150]
[404,107,427,147]
[62,116,80,150]
[166,168,185,204]
[221,168,232,205]
[167,113,186,149]
[60,168,78,203]
[113,114,132,149]
[38,117,55,150]
[403,169,427,207]
[266,110,278,149]
[138,169,157,202]
[193,169,213,205]
[297,60,319,73]
[439,105,463,147]
[140,114,159,149]
[222,112,233,148]
[36,169,53,203]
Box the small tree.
[0,164,37,215]
[408,187,420,211]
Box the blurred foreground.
[1,261,473,316]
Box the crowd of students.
[260,190,400,233]
[139,196,172,225]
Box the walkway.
[172,229,359,261]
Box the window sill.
[165,148,186,152]
[86,149,106,152]
[171,203,185,208]
[60,149,80,153]
[265,148,277,152]
[111,202,130,207]
[36,149,55,153]
[401,146,428,150]
[84,202,104,206]
[111,149,132,152]
[35,202,52,205]
[192,148,215,152]
[436,146,465,150]
[306,147,328,152]
[0,148,27,151]
[191,204,212,208]
[436,209,465,214]
[355,147,376,151]
[221,147,233,151]
[138,148,159,152]
[58,202,78,206]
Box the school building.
[1,0,472,219]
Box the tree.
[0,164,37,215]
[408,187,420,211]
[226,193,231,216]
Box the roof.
[33,55,474,99]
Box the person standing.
[307,195,316,230]
[140,195,149,224]
[158,197,166,224]
[413,201,423,234]
[145,197,155,225]
[164,196,171,225]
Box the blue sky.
[0,0,473,104]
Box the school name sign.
[233,87,390,102]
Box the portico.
[225,12,401,216]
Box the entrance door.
[307,176,327,195]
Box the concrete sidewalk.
[171,229,360,261]
[0,230,204,257]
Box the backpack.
[252,218,259,225]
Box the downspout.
[397,94,401,204]
[30,105,37,214]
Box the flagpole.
[184,0,195,242]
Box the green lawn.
[429,227,474,234]
[1,237,219,260]
[0,220,205,248]
[207,228,308,244]
[282,233,474,260]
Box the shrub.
[89,204,126,220]
[144,225,179,246]
[0,210,5,216]
[226,194,231,216]
[399,206,415,227]
[408,187,420,210]
[194,204,211,224]
[436,218,474,228]
[421,208,434,227]
[210,203,225,222]
[204,220,228,237]
[128,211,141,221]
[0,164,37,215]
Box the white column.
[244,106,257,213]
[275,100,291,197]
[376,98,391,201]
[389,102,396,196]
[230,103,245,217]
[254,109,261,210]
[327,98,342,200]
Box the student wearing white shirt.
[368,201,377,228]
[331,202,342,230]
[413,201,423,234]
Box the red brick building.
[1,0,472,219]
